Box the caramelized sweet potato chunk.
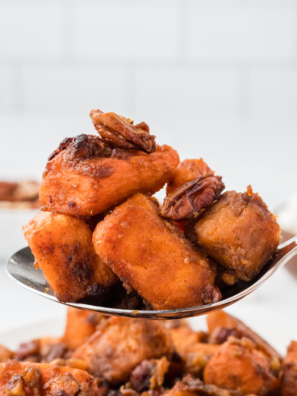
[167,159,214,195]
[63,307,107,350]
[169,325,208,357]
[23,211,117,302]
[72,317,174,385]
[190,188,281,281]
[207,311,281,359]
[280,341,297,396]
[40,134,179,217]
[204,338,280,395]
[0,360,99,395]
[93,193,221,310]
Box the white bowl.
[0,208,39,261]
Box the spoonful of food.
[5,110,294,320]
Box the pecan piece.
[161,175,225,220]
[90,110,156,153]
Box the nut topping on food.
[161,175,225,220]
[90,110,156,153]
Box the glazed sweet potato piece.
[166,159,214,195]
[204,337,280,395]
[93,193,221,310]
[280,341,297,396]
[169,324,208,357]
[63,307,107,350]
[190,187,281,281]
[40,134,179,217]
[0,360,99,395]
[72,317,174,385]
[23,211,118,302]
[0,345,14,363]
[207,311,281,359]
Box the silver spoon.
[6,235,297,320]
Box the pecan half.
[160,175,225,220]
[90,110,156,153]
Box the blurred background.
[0,0,297,350]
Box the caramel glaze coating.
[166,159,214,195]
[207,311,282,360]
[0,360,100,396]
[72,317,174,385]
[93,193,221,310]
[40,134,179,217]
[280,341,297,396]
[191,188,281,282]
[204,338,280,395]
[63,307,107,350]
[23,211,117,302]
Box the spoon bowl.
[5,235,297,319]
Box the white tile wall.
[133,67,240,119]
[22,66,125,114]
[0,66,13,109]
[0,0,296,119]
[249,69,297,116]
[73,4,178,61]
[188,7,295,61]
[0,4,62,58]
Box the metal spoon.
[6,235,297,320]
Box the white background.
[0,0,297,348]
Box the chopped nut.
[220,271,238,286]
[241,337,256,350]
[150,357,170,389]
[66,358,88,371]
[270,356,281,375]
